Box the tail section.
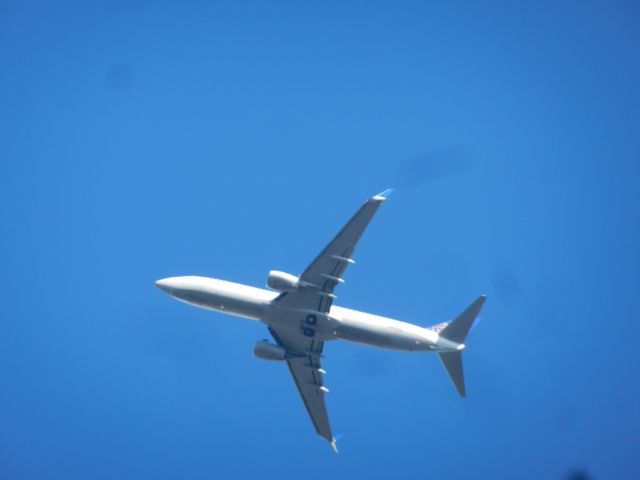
[436,295,486,397]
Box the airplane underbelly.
[176,289,264,320]
[335,319,424,351]
[330,306,434,351]
[335,321,396,348]
[208,294,263,320]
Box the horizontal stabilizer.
[440,295,486,344]
[438,351,465,397]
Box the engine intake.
[254,340,286,361]
[266,270,300,292]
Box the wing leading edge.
[268,325,337,451]
[275,189,392,313]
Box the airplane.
[155,189,486,452]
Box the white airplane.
[156,190,486,452]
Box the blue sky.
[1,1,639,479]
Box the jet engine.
[266,270,300,292]
[254,340,287,361]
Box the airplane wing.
[269,190,392,451]
[267,325,336,450]
[275,189,392,313]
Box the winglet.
[330,438,339,453]
[373,188,394,201]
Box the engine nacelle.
[266,270,300,292]
[254,340,286,361]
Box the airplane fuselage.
[156,275,461,353]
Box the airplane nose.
[155,278,174,294]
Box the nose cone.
[155,277,175,294]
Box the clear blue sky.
[1,1,639,479]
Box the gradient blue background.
[1,2,639,479]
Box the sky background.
[1,1,639,479]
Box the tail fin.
[437,295,486,397]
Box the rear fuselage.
[156,276,458,352]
